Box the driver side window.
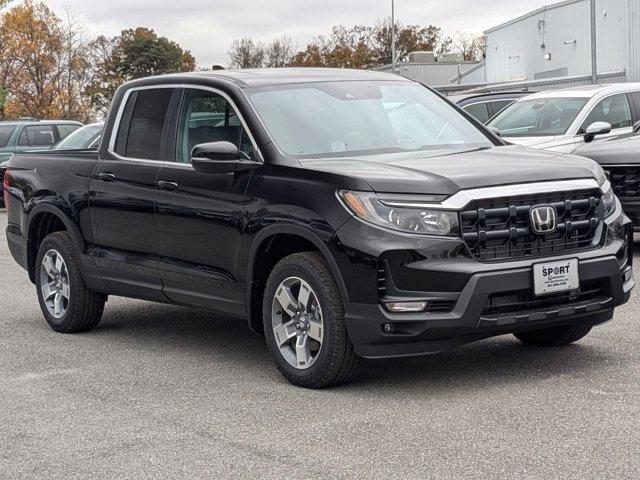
[176,89,257,164]
[579,93,632,134]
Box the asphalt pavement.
[0,210,638,479]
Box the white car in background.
[487,83,640,153]
[53,122,103,150]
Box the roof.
[484,0,585,34]
[518,83,640,99]
[0,119,83,126]
[448,91,529,104]
[129,68,409,89]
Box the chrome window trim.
[107,83,264,167]
[380,179,603,211]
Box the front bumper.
[334,211,633,359]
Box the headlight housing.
[602,182,617,218]
[338,190,460,236]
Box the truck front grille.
[460,189,603,261]
[607,166,640,198]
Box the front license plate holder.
[532,258,579,296]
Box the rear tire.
[514,324,592,346]
[263,251,360,388]
[35,232,106,333]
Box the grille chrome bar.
[461,189,603,261]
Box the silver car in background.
[53,122,103,150]
[487,83,640,153]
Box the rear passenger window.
[176,89,257,163]
[116,88,173,160]
[490,100,515,116]
[17,125,56,147]
[0,125,16,147]
[463,103,490,123]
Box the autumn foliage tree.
[0,1,67,119]
[0,2,196,120]
[273,21,453,69]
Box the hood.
[573,135,640,166]
[299,145,601,195]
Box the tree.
[0,0,65,119]
[56,8,94,121]
[452,31,485,61]
[373,20,452,65]
[290,25,376,69]
[288,21,453,69]
[87,27,196,113]
[228,37,265,68]
[265,36,296,68]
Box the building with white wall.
[477,0,640,84]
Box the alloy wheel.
[271,276,324,369]
[40,249,70,319]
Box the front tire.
[514,324,592,346]
[35,232,106,333]
[263,252,360,388]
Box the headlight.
[338,190,459,236]
[602,182,617,218]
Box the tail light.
[2,167,9,206]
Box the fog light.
[623,267,633,283]
[385,301,428,313]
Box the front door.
[155,87,259,315]
[90,87,178,301]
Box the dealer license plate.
[533,258,579,296]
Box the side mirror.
[487,126,501,137]
[633,120,640,134]
[584,121,612,143]
[190,141,258,174]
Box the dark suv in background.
[3,69,633,388]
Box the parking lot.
[0,209,638,479]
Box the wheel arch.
[26,204,86,282]
[246,224,349,336]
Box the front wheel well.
[249,234,320,335]
[28,212,67,282]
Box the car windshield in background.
[488,97,588,137]
[54,124,103,150]
[248,81,493,157]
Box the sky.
[43,0,552,67]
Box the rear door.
[154,87,259,315]
[90,87,179,301]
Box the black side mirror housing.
[190,141,259,174]
[633,120,640,134]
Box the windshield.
[247,81,493,157]
[54,124,103,150]
[487,97,588,137]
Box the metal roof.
[484,0,585,34]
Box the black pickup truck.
[3,69,634,388]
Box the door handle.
[97,172,116,182]
[157,180,179,191]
